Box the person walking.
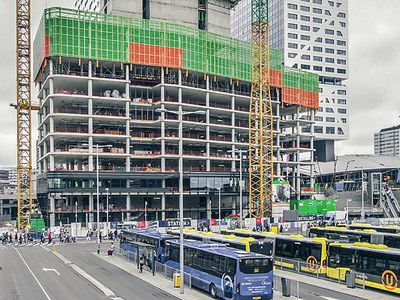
[108,242,115,256]
[139,254,145,273]
[86,230,91,242]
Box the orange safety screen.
[129,43,183,69]
[269,69,282,87]
[282,87,318,109]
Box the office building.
[374,125,400,157]
[33,4,318,227]
[232,0,349,162]
[75,0,101,12]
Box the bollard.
[52,244,56,252]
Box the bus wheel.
[209,283,217,298]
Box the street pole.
[218,187,221,234]
[75,201,78,238]
[239,150,243,229]
[361,168,364,221]
[144,200,148,229]
[96,144,100,254]
[346,199,352,224]
[178,103,184,295]
[105,188,109,232]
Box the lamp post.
[156,108,205,294]
[105,188,110,232]
[144,200,148,229]
[228,149,248,229]
[83,143,112,254]
[75,201,78,238]
[218,187,222,234]
[346,199,352,223]
[355,166,365,221]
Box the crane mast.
[16,0,33,229]
[248,0,273,218]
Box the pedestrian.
[48,231,52,244]
[108,242,115,256]
[114,229,118,241]
[279,224,283,234]
[86,230,91,242]
[139,254,145,273]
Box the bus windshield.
[239,258,273,274]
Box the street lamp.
[346,199,352,223]
[83,143,112,254]
[218,187,222,234]
[354,166,365,221]
[228,149,248,229]
[144,200,148,229]
[75,201,78,239]
[105,188,110,232]
[156,107,206,295]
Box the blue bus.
[120,228,175,262]
[165,239,274,300]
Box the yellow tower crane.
[14,0,38,229]
[248,0,274,218]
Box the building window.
[300,15,310,21]
[301,54,310,60]
[325,67,334,73]
[288,13,298,19]
[301,64,310,70]
[313,0,322,4]
[325,10,331,16]
[313,8,322,14]
[313,46,322,52]
[340,21,347,28]
[338,12,346,18]
[337,40,347,46]
[325,29,334,35]
[313,66,323,71]
[315,126,323,133]
[301,35,310,41]
[315,116,323,122]
[288,23,298,29]
[313,27,320,32]
[317,107,323,112]
[313,17,322,23]
[326,107,334,113]
[288,3,298,9]
[328,1,334,6]
[326,117,335,122]
[288,43,298,49]
[337,31,343,37]
[325,57,335,63]
[337,2,343,8]
[337,49,347,55]
[313,56,322,62]
[325,38,334,44]
[341,118,347,123]
[338,128,344,135]
[325,48,334,54]
[337,90,346,95]
[337,69,347,74]
[337,59,347,65]
[301,25,310,31]
[315,37,322,42]
[288,52,298,58]
[338,108,347,114]
[288,33,298,39]
[338,99,346,105]
[326,127,335,134]
[300,6,310,12]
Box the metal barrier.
[273,274,300,299]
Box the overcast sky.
[0,0,399,167]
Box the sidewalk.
[98,253,298,300]
[275,269,399,300]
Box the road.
[0,242,180,300]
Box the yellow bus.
[222,229,329,274]
[348,224,400,234]
[327,242,400,294]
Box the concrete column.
[206,76,210,171]
[161,69,166,171]
[276,89,281,177]
[310,109,315,188]
[125,66,131,171]
[231,94,236,171]
[49,195,55,227]
[126,194,131,221]
[207,196,212,220]
[89,194,94,223]
[161,194,166,221]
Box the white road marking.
[321,297,340,300]
[14,247,52,300]
[43,267,61,276]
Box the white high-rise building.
[374,125,400,157]
[231,0,349,161]
[75,0,100,12]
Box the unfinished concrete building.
[33,5,318,227]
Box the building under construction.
[33,4,319,227]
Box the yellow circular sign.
[306,255,318,272]
[381,270,398,291]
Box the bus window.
[240,258,273,274]
[388,254,400,274]
[249,242,273,256]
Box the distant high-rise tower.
[231,0,349,162]
[375,125,400,157]
[75,0,100,12]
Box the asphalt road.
[0,244,106,300]
[55,242,180,300]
